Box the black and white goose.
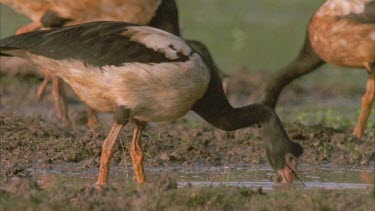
[0,21,303,187]
[2,0,229,128]
[1,0,184,127]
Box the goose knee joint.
[113,106,130,125]
[130,149,143,158]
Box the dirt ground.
[0,60,374,210]
[0,175,374,211]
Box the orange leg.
[130,121,147,184]
[16,22,41,35]
[353,73,375,138]
[52,76,70,125]
[36,71,52,102]
[87,107,99,128]
[36,69,70,125]
[96,123,123,187]
[96,106,130,188]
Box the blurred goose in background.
[0,0,162,34]
[260,0,375,138]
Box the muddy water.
[25,163,374,191]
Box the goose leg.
[353,68,375,138]
[36,69,70,125]
[36,78,49,101]
[52,76,70,125]
[96,106,130,187]
[87,107,99,128]
[36,70,51,102]
[130,120,147,184]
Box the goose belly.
[111,54,210,122]
[309,16,375,68]
[29,53,210,122]
[310,0,375,67]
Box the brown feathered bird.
[261,0,375,138]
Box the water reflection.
[30,163,374,191]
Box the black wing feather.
[0,21,189,67]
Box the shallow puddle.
[26,163,374,191]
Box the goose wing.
[0,21,192,67]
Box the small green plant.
[118,134,130,182]
[225,168,231,190]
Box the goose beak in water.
[275,153,298,184]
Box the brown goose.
[261,0,375,138]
